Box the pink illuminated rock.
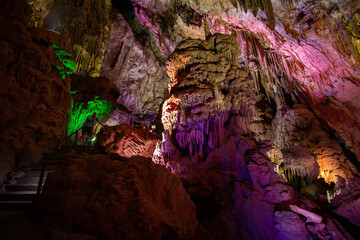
[289,205,323,223]
[274,211,310,240]
[329,176,360,228]
[150,31,360,238]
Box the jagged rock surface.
[100,14,170,124]
[0,0,71,181]
[97,124,161,159]
[266,104,359,184]
[38,152,197,240]
[126,0,360,156]
[160,33,259,158]
[327,176,360,228]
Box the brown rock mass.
[38,153,198,240]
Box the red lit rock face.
[38,153,197,240]
[0,0,71,181]
[97,124,161,159]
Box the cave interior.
[0,0,360,239]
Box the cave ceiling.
[125,0,360,106]
[30,0,360,106]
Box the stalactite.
[234,27,306,89]
[233,0,276,30]
[279,0,299,7]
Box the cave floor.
[0,208,46,240]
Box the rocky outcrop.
[29,0,360,153]
[0,0,72,181]
[101,14,170,124]
[327,176,360,228]
[97,124,161,159]
[118,0,360,169]
[266,104,359,185]
[160,33,258,159]
[38,152,197,240]
[270,146,320,191]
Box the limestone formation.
[1,0,360,239]
[101,14,170,124]
[128,0,360,160]
[153,33,355,239]
[267,104,359,185]
[31,0,115,76]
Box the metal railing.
[36,127,83,196]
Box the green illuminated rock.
[67,96,116,137]
[51,41,76,79]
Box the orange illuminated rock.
[97,124,161,159]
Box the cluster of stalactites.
[230,0,275,29]
[235,28,307,91]
[230,0,303,30]
[268,147,321,191]
[175,111,230,156]
[332,13,360,69]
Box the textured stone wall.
[100,14,170,123]
[0,0,72,181]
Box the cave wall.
[100,14,170,123]
[29,0,115,77]
[153,32,359,240]
[26,1,360,156]
[139,0,360,158]
[0,0,72,181]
